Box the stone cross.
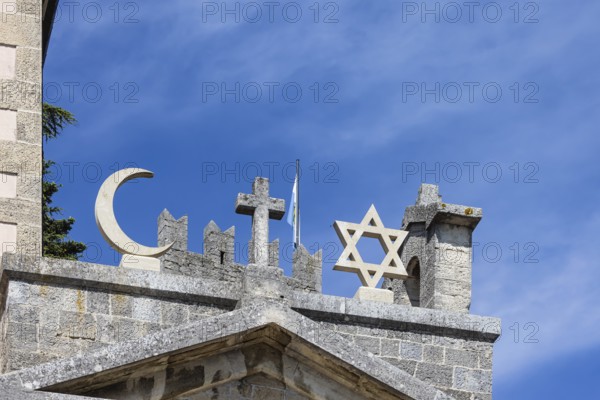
[235,177,285,267]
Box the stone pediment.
[0,301,453,400]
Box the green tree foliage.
[42,103,86,260]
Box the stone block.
[381,338,400,357]
[0,221,17,257]
[445,390,491,400]
[7,304,39,324]
[96,315,150,344]
[131,296,162,323]
[354,286,394,304]
[0,108,17,141]
[453,367,492,393]
[0,137,41,171]
[161,301,189,325]
[110,293,132,317]
[15,223,41,256]
[0,44,16,79]
[38,317,62,349]
[384,358,417,375]
[415,363,453,388]
[25,283,84,313]
[16,169,41,200]
[400,341,423,361]
[38,335,81,358]
[479,348,493,370]
[444,389,473,400]
[0,80,42,112]
[86,290,109,315]
[5,322,37,351]
[0,198,39,226]
[6,280,33,305]
[445,348,478,368]
[15,47,40,83]
[3,350,51,372]
[58,311,97,341]
[0,11,41,48]
[119,254,161,272]
[354,335,380,355]
[423,345,444,364]
[15,110,40,144]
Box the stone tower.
[0,1,56,260]
[385,184,481,313]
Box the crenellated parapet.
[155,207,323,294]
[203,220,235,266]
[292,245,323,293]
[158,209,188,251]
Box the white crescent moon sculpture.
[95,168,173,260]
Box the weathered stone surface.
[158,209,188,251]
[15,47,41,83]
[423,345,444,364]
[453,367,492,393]
[400,341,423,361]
[445,348,479,369]
[0,11,41,48]
[1,254,239,306]
[86,290,109,315]
[354,286,394,304]
[292,291,501,342]
[235,178,285,268]
[0,303,452,400]
[16,109,40,144]
[292,245,322,293]
[415,362,454,388]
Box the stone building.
[0,3,500,399]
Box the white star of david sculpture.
[333,205,409,303]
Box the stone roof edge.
[292,291,501,342]
[0,254,238,307]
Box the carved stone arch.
[405,256,420,307]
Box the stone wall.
[0,256,237,373]
[313,320,493,400]
[0,0,44,259]
[0,254,500,399]
[292,291,498,400]
[0,279,232,373]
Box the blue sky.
[43,1,599,397]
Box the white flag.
[287,175,298,242]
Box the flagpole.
[295,159,300,249]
